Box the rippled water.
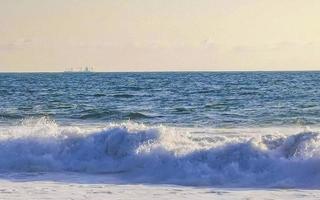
[1,72,320,127]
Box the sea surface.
[1,72,320,127]
[1,72,320,188]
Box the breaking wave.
[1,118,320,188]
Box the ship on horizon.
[64,66,94,73]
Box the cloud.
[0,38,33,51]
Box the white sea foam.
[1,118,320,188]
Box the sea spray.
[1,118,320,187]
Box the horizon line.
[1,69,320,73]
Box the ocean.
[1,72,320,198]
[2,72,320,127]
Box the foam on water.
[1,118,320,187]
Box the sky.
[1,0,320,72]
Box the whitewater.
[1,117,320,189]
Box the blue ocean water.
[1,72,320,188]
[1,72,320,127]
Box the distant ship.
[64,66,94,73]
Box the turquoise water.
[1,72,319,127]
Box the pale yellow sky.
[1,0,320,72]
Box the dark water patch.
[0,113,24,119]
[54,105,75,109]
[0,90,10,95]
[18,106,33,111]
[239,91,260,95]
[204,103,229,110]
[47,104,76,109]
[190,89,218,94]
[124,86,143,91]
[126,112,154,119]
[113,94,135,98]
[92,93,106,97]
[173,107,194,114]
[298,104,318,109]
[78,109,120,120]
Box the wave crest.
[1,118,320,187]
